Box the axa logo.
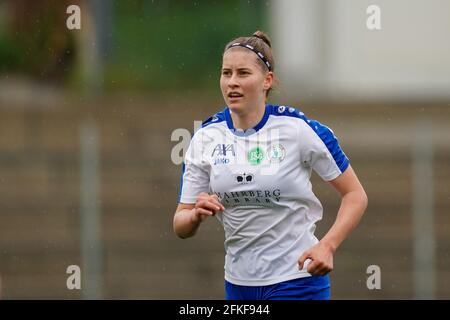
[214,158,230,165]
[212,144,235,157]
[235,173,254,184]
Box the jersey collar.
[224,104,272,137]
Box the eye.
[221,70,231,76]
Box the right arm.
[175,127,223,238]
[173,192,225,239]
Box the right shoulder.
[200,108,227,129]
[189,107,228,147]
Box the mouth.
[227,92,244,102]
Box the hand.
[192,192,225,224]
[298,241,334,276]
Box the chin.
[227,101,246,113]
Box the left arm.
[298,165,368,276]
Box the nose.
[228,73,239,88]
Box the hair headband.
[227,42,272,72]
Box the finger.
[195,208,214,217]
[191,208,212,224]
[195,199,214,210]
[317,265,333,276]
[199,200,221,214]
[210,194,220,201]
[298,252,311,270]
[213,200,225,211]
[210,198,225,211]
[209,195,225,210]
[308,261,329,276]
[311,266,329,276]
[307,260,320,274]
[314,267,331,276]
[310,267,325,276]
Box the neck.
[230,102,266,131]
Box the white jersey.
[179,104,349,286]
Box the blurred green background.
[0,0,267,92]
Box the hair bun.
[252,30,272,48]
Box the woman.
[173,30,368,300]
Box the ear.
[263,71,274,91]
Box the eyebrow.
[221,67,252,71]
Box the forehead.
[222,48,260,69]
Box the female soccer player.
[173,30,368,300]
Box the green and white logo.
[248,147,265,165]
[267,144,286,163]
